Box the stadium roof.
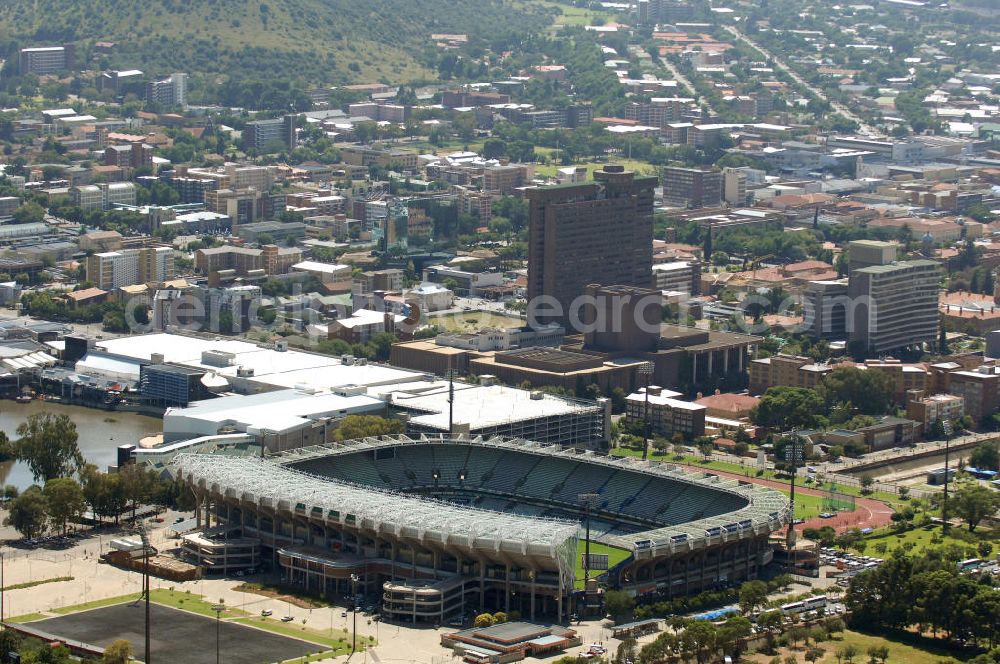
[174,449,581,556]
[269,435,791,555]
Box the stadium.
[173,435,791,623]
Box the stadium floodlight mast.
[578,493,600,582]
[212,603,225,664]
[446,357,458,436]
[785,431,802,573]
[131,522,153,664]
[637,362,655,460]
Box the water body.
[0,401,161,490]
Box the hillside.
[0,0,558,85]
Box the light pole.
[350,574,359,653]
[212,603,225,664]
[638,362,654,460]
[942,420,953,535]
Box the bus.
[781,596,827,615]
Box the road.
[660,57,705,109]
[721,25,880,136]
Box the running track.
[672,463,895,535]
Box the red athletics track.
[669,463,895,535]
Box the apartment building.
[947,367,1000,422]
[146,73,187,107]
[662,167,722,209]
[340,146,418,170]
[194,244,302,278]
[19,45,74,75]
[70,182,137,211]
[205,188,265,226]
[906,391,964,434]
[244,115,296,151]
[748,353,832,395]
[105,143,153,170]
[847,259,940,354]
[87,247,174,290]
[625,386,706,438]
[623,98,693,127]
[184,164,275,192]
[652,260,701,294]
[482,164,534,195]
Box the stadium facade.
[174,435,790,622]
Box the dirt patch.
[233,582,329,609]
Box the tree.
[12,201,45,225]
[681,620,718,664]
[604,590,635,621]
[951,481,1000,531]
[333,415,405,441]
[103,640,133,664]
[751,387,825,430]
[119,463,155,520]
[703,231,713,261]
[867,645,889,664]
[970,441,1000,472]
[16,413,83,483]
[739,579,769,615]
[838,645,859,664]
[81,464,127,524]
[819,367,895,417]
[492,611,507,624]
[474,613,495,627]
[859,473,875,494]
[43,477,85,534]
[4,486,47,539]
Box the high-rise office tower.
[526,165,656,326]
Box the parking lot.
[27,602,322,663]
[819,547,885,587]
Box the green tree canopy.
[43,477,86,534]
[818,367,895,416]
[951,480,1000,531]
[4,485,47,539]
[16,413,83,483]
[751,387,825,430]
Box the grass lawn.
[51,589,247,619]
[5,613,47,623]
[235,616,362,656]
[575,541,631,589]
[5,576,73,591]
[52,593,141,615]
[428,311,526,332]
[825,629,975,664]
[747,629,974,664]
[862,523,998,556]
[147,588,249,619]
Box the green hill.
[0,0,558,85]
